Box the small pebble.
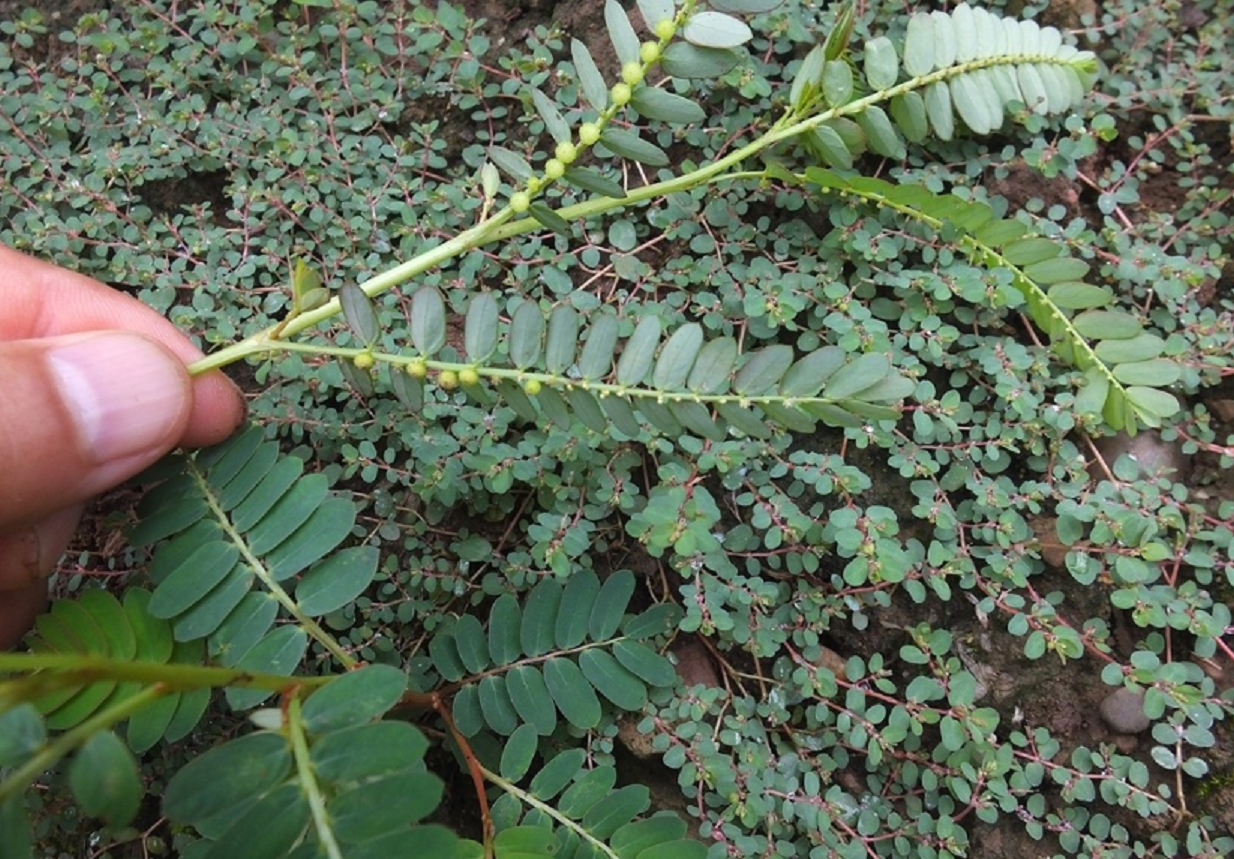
[1090,431,1191,482]
[1099,687,1151,734]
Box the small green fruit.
[407,359,428,379]
[620,62,643,87]
[654,19,675,40]
[353,352,375,370]
[509,191,531,213]
[611,82,632,106]
[459,368,480,386]
[578,123,601,146]
[544,158,565,180]
[524,378,542,396]
[438,369,459,390]
[554,140,578,164]
[639,42,661,64]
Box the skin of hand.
[0,244,246,647]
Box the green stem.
[485,54,1059,244]
[185,52,1077,378]
[288,696,344,859]
[0,685,163,806]
[232,337,892,415]
[0,653,333,690]
[188,211,515,375]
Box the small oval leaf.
[653,323,704,390]
[410,287,447,357]
[617,317,663,387]
[683,10,753,48]
[509,301,546,370]
[340,283,379,347]
[465,293,500,363]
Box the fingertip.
[182,370,248,449]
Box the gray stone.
[1100,687,1151,734]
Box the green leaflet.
[68,731,141,828]
[488,146,533,182]
[636,0,673,30]
[864,36,898,90]
[630,87,706,124]
[163,731,293,823]
[571,39,608,111]
[498,724,539,782]
[509,300,546,369]
[410,286,447,356]
[506,665,557,736]
[600,128,670,167]
[682,11,753,49]
[544,305,580,374]
[660,42,741,78]
[226,627,307,710]
[530,87,570,144]
[558,766,618,817]
[605,0,640,64]
[300,664,406,733]
[902,13,935,77]
[617,316,663,386]
[465,292,500,363]
[339,282,378,347]
[543,657,602,729]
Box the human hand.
[0,244,246,647]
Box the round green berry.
[509,191,531,213]
[620,62,643,87]
[654,19,675,40]
[524,378,542,396]
[639,42,661,64]
[578,123,601,146]
[459,367,480,386]
[353,352,375,370]
[544,158,565,180]
[610,82,632,106]
[554,140,578,164]
[407,359,428,379]
[438,369,459,390]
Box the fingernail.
[46,333,189,464]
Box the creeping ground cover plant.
[1,0,1233,857]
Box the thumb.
[0,331,193,528]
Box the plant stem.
[288,695,345,859]
[184,52,1074,379]
[187,211,515,375]
[0,653,331,690]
